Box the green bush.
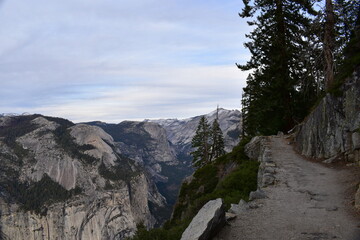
[214,160,258,208]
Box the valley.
[0,109,241,239]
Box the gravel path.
[215,136,360,240]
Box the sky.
[0,0,252,123]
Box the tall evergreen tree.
[239,0,320,136]
[210,118,225,160]
[191,110,226,168]
[334,0,360,61]
[191,116,211,167]
[324,0,335,89]
[294,0,359,91]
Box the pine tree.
[238,0,320,136]
[334,0,360,61]
[210,118,225,160]
[324,0,335,89]
[191,116,211,168]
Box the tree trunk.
[324,0,335,90]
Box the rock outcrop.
[181,198,225,240]
[0,115,165,240]
[295,67,360,164]
[295,67,360,209]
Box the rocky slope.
[0,115,165,240]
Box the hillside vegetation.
[128,138,259,240]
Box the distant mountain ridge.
[0,114,165,240]
[0,109,241,239]
[87,109,241,220]
[150,108,241,153]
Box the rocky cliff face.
[295,67,360,163]
[88,109,242,221]
[0,115,165,240]
[295,67,360,209]
[86,120,186,222]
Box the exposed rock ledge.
[181,198,225,240]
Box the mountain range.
[0,109,241,240]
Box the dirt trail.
[215,136,360,240]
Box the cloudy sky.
[0,0,251,123]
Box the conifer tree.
[191,116,211,167]
[210,118,225,160]
[334,0,360,60]
[324,0,335,89]
[238,0,319,136]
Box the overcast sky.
[0,0,251,123]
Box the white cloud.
[0,0,252,122]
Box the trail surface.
[215,136,360,240]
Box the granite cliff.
[295,67,360,163]
[0,109,241,239]
[295,66,360,208]
[87,109,242,218]
[0,115,165,240]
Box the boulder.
[228,200,248,215]
[245,136,267,160]
[249,189,267,201]
[181,198,225,240]
[228,204,241,215]
[238,199,249,209]
[261,173,275,187]
[225,212,237,222]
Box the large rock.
[244,136,269,161]
[249,189,267,201]
[181,198,225,240]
